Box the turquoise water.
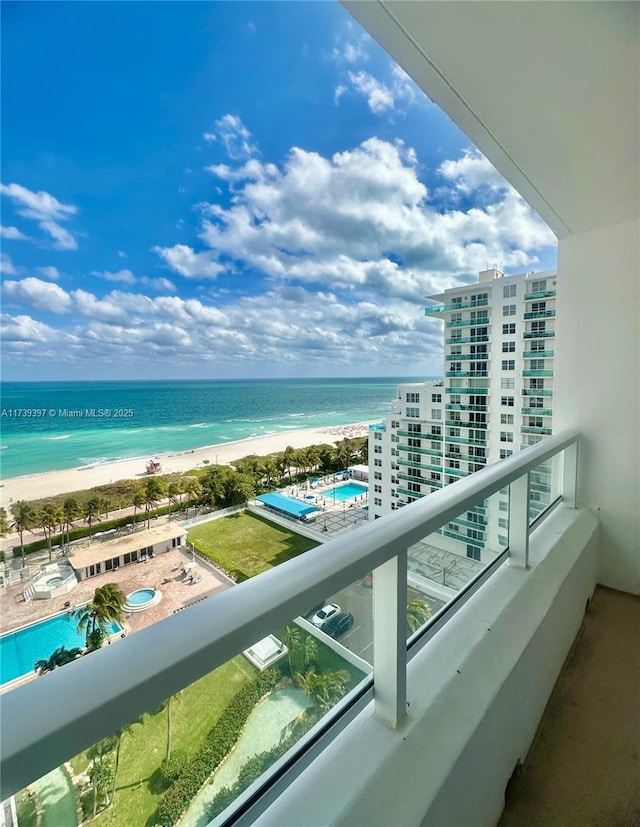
[32,766,78,827]
[327,482,369,502]
[0,378,429,478]
[127,588,155,605]
[0,612,121,685]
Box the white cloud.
[140,276,176,292]
[37,266,60,281]
[0,225,28,240]
[438,151,509,195]
[1,314,63,344]
[338,66,419,116]
[0,254,18,275]
[331,32,370,65]
[117,250,127,259]
[71,289,129,324]
[153,244,225,279]
[203,114,258,160]
[2,277,72,313]
[345,71,395,114]
[0,183,78,250]
[91,268,137,285]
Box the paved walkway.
[32,766,78,827]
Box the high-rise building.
[369,267,558,565]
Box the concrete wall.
[555,218,640,594]
[251,506,598,827]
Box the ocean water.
[0,378,427,479]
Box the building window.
[431,426,442,436]
[408,453,421,463]
[502,341,516,353]
[501,396,515,407]
[374,431,382,440]
[374,445,382,454]
[391,420,400,428]
[500,413,514,424]
[500,431,514,443]
[374,472,382,480]
[406,406,420,418]
[431,409,441,420]
[531,321,547,334]
[431,441,441,450]
[503,304,516,316]
[406,392,420,403]
[503,323,516,334]
[501,359,515,370]
[408,423,422,433]
[500,448,513,459]
[431,393,442,403]
[499,500,509,512]
[530,358,545,370]
[531,279,546,293]
[467,546,482,561]
[503,283,517,298]
[374,497,382,506]
[374,485,382,493]
[501,378,515,389]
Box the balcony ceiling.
[343,1,639,239]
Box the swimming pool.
[327,482,369,502]
[0,612,122,686]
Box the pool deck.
[0,546,232,643]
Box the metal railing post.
[562,440,578,508]
[509,474,530,569]
[372,550,407,729]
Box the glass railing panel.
[528,454,562,524]
[406,487,508,639]
[15,597,372,827]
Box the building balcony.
[524,330,555,338]
[396,429,442,439]
[445,451,487,464]
[446,317,490,328]
[397,459,443,473]
[523,310,556,319]
[444,466,470,477]
[396,485,432,497]
[445,353,489,361]
[396,444,442,457]
[424,299,489,315]
[523,289,557,301]
[445,386,489,394]
[522,425,554,435]
[521,407,553,416]
[522,369,554,377]
[445,371,489,378]
[445,335,490,344]
[446,435,487,446]
[369,423,386,432]
[445,419,487,430]
[445,403,487,411]
[441,527,485,548]
[523,350,554,358]
[522,388,554,396]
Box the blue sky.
[1,1,556,381]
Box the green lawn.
[70,655,256,827]
[188,512,318,579]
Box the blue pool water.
[127,589,156,605]
[327,482,369,502]
[0,612,121,686]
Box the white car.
[311,603,340,627]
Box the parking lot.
[306,578,446,665]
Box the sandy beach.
[0,421,375,505]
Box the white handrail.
[0,430,578,800]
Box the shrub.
[160,750,188,785]
[155,669,280,825]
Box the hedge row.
[14,502,185,558]
[155,669,280,825]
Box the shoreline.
[0,421,376,504]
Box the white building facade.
[369,267,558,565]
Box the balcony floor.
[499,585,640,827]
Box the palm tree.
[182,476,203,515]
[34,645,83,675]
[261,457,278,488]
[296,667,350,714]
[283,445,296,480]
[61,497,80,552]
[201,466,228,509]
[10,500,36,564]
[142,477,166,528]
[167,476,184,506]
[39,502,63,562]
[282,626,302,675]
[407,599,431,635]
[77,583,127,649]
[111,721,135,804]
[0,507,9,537]
[83,497,103,539]
[132,489,145,526]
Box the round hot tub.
[45,575,64,587]
[124,588,162,613]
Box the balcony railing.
[522,425,553,435]
[445,404,487,412]
[445,419,487,429]
[446,335,490,344]
[445,353,489,361]
[522,388,553,396]
[524,289,556,300]
[1,432,579,820]
[524,310,556,319]
[396,485,432,497]
[446,435,487,446]
[425,299,488,315]
[524,330,555,338]
[523,350,554,358]
[446,317,489,328]
[396,444,442,457]
[397,458,442,471]
[522,369,554,377]
[369,423,386,432]
[445,371,489,378]
[396,429,442,439]
[522,407,553,416]
[445,387,489,395]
